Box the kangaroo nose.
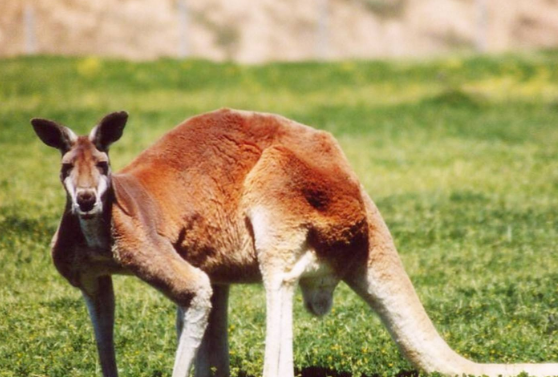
[77,190,96,212]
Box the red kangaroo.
[31,109,558,377]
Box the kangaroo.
[31,108,558,377]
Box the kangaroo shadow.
[236,367,419,377]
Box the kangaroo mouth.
[74,204,102,220]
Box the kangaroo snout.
[77,190,96,212]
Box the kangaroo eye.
[96,161,109,175]
[61,163,73,178]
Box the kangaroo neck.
[74,187,113,250]
[79,214,109,249]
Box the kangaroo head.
[31,111,128,219]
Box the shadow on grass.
[236,367,419,377]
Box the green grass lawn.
[1,52,558,377]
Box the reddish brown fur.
[104,109,368,287]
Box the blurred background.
[3,0,558,63]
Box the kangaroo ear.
[90,111,128,152]
[31,118,77,153]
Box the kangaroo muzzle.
[77,189,97,212]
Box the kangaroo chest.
[70,217,125,278]
[80,216,110,251]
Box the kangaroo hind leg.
[244,145,351,377]
[249,205,314,377]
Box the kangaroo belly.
[175,224,262,284]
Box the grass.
[1,51,558,376]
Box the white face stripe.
[64,175,79,213]
[96,175,109,206]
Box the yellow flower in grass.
[77,57,102,78]
[341,62,356,72]
[443,57,463,70]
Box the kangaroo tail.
[343,190,558,377]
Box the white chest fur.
[79,216,110,250]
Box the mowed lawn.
[1,52,558,377]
